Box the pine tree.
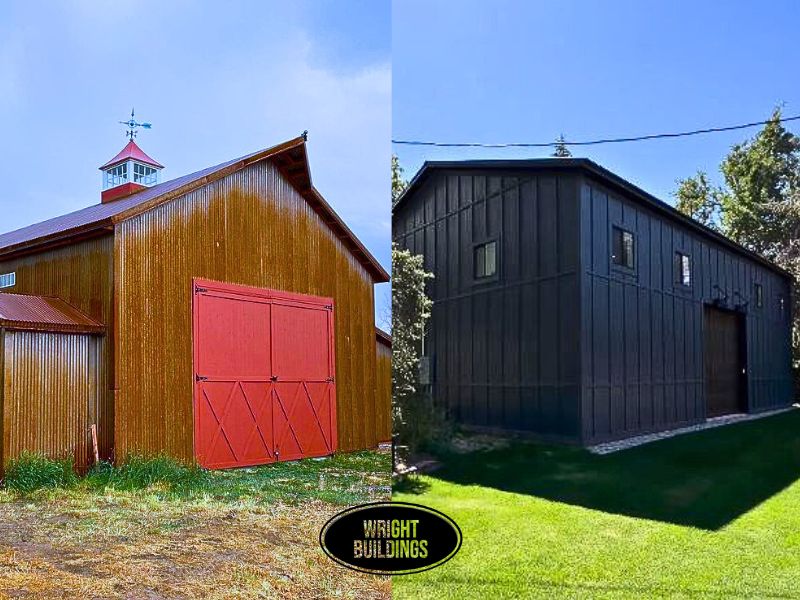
[552,134,572,157]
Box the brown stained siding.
[376,341,392,442]
[0,237,114,458]
[115,160,381,462]
[1,331,100,469]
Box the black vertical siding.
[393,162,793,446]
[393,170,582,442]
[579,176,793,444]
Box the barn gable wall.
[392,169,583,441]
[0,236,114,457]
[114,160,381,461]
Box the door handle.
[271,375,278,382]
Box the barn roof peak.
[0,136,389,283]
[100,139,164,171]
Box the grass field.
[394,410,800,599]
[0,450,391,599]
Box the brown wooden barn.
[0,135,390,469]
[375,327,392,442]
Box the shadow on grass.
[392,475,431,495]
[430,410,800,530]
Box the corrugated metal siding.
[1,331,100,469]
[579,177,793,443]
[115,160,381,462]
[0,237,114,458]
[392,170,582,441]
[376,338,392,442]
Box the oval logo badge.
[319,501,462,575]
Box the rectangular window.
[611,227,635,269]
[134,162,157,185]
[106,163,128,187]
[676,252,691,287]
[0,272,15,288]
[754,283,763,308]
[474,241,497,279]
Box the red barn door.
[193,279,336,469]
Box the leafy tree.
[674,171,722,230]
[718,108,800,258]
[392,155,408,204]
[391,244,438,460]
[552,134,572,157]
[390,156,449,466]
[675,107,800,373]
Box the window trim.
[675,251,692,288]
[754,283,764,309]
[473,239,499,282]
[610,225,636,271]
[0,272,15,289]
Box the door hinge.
[195,286,208,294]
[195,374,208,382]
[325,304,333,310]
[327,376,335,383]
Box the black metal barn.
[392,159,793,445]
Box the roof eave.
[0,222,114,260]
[1,136,390,285]
[393,159,792,281]
[0,321,106,335]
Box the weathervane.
[119,108,152,141]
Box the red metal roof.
[99,140,164,170]
[0,137,389,283]
[0,293,105,334]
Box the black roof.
[393,158,792,280]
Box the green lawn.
[394,410,800,599]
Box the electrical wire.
[392,114,800,148]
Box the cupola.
[99,110,163,203]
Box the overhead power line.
[392,114,800,148]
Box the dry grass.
[0,452,391,599]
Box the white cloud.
[256,35,392,240]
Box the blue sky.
[393,0,800,201]
[0,0,391,325]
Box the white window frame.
[0,272,16,288]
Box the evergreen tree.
[552,134,572,157]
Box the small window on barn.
[676,252,691,287]
[754,283,763,308]
[474,241,497,279]
[611,227,635,269]
[0,272,15,288]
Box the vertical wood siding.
[0,237,114,457]
[393,170,582,441]
[376,339,392,442]
[1,331,100,469]
[114,160,381,462]
[579,177,793,444]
